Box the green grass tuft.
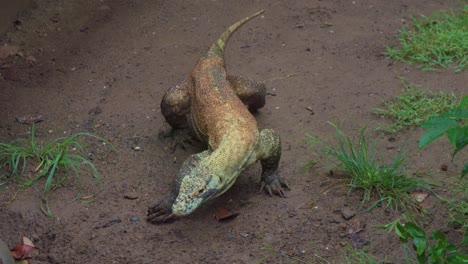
[0,123,108,192]
[373,81,458,133]
[386,5,468,72]
[343,244,380,264]
[307,122,429,211]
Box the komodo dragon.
[147,10,288,224]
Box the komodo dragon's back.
[147,10,289,224]
[189,10,265,147]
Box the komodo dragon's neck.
[199,117,258,195]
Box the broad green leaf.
[395,223,408,242]
[462,161,468,178]
[445,244,457,253]
[421,116,459,130]
[441,108,468,119]
[453,126,468,157]
[459,95,468,108]
[429,230,446,241]
[462,229,468,246]
[419,116,460,148]
[416,253,427,264]
[413,237,427,256]
[446,253,468,264]
[447,127,464,147]
[405,222,425,238]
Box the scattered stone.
[347,233,367,249]
[132,146,141,151]
[88,106,102,115]
[0,45,20,59]
[288,209,297,218]
[130,216,140,222]
[123,192,139,200]
[440,164,448,171]
[305,106,314,114]
[341,207,356,220]
[95,219,121,229]
[409,191,429,203]
[2,65,20,81]
[345,219,365,235]
[240,232,249,238]
[87,152,95,160]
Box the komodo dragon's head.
[171,173,222,216]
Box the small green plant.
[377,218,468,263]
[343,243,380,264]
[307,122,429,211]
[373,81,458,133]
[419,95,468,178]
[386,5,468,72]
[445,198,468,230]
[0,123,107,192]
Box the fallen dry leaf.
[409,191,429,203]
[347,233,367,249]
[345,219,366,235]
[214,206,239,221]
[21,238,33,248]
[15,114,44,124]
[10,245,34,260]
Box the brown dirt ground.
[0,0,466,263]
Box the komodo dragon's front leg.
[256,128,289,196]
[161,75,266,129]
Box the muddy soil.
[0,0,466,263]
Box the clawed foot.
[260,172,290,197]
[158,125,199,153]
[147,198,176,224]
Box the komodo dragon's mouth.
[172,188,218,216]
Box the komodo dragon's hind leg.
[161,75,266,130]
[256,129,289,197]
[161,78,192,129]
[227,75,266,113]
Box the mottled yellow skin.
[189,55,259,194]
[147,10,288,224]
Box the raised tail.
[208,10,264,57]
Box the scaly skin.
[147,10,288,224]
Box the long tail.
[208,10,264,57]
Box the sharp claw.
[162,213,175,222]
[267,185,273,196]
[259,182,266,192]
[147,212,172,224]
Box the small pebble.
[87,152,95,160]
[341,207,356,220]
[132,146,141,151]
[124,192,139,200]
[130,216,140,222]
[440,164,448,171]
